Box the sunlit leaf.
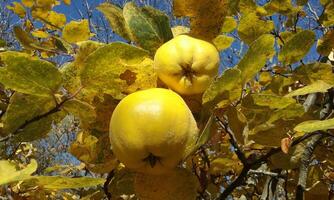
[220,16,237,33]
[294,62,334,85]
[0,51,62,96]
[237,12,274,44]
[80,42,156,99]
[264,0,295,15]
[22,176,104,189]
[237,34,275,83]
[63,20,91,43]
[123,2,173,53]
[212,35,234,51]
[43,11,67,30]
[7,2,26,18]
[203,68,242,107]
[97,3,133,41]
[251,94,296,109]
[22,0,34,7]
[285,80,333,97]
[31,30,50,38]
[173,0,228,40]
[69,131,99,163]
[278,30,316,65]
[0,159,37,185]
[294,118,334,135]
[317,30,334,56]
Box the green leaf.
[317,30,334,56]
[220,17,237,33]
[203,68,242,107]
[237,12,274,44]
[0,51,62,96]
[62,19,91,43]
[212,35,234,51]
[195,115,214,148]
[294,118,334,134]
[0,159,37,185]
[123,2,173,53]
[285,80,333,97]
[62,99,96,129]
[237,34,275,83]
[0,38,6,47]
[3,93,56,135]
[23,176,105,189]
[80,42,157,99]
[97,2,133,41]
[278,30,316,65]
[293,62,334,85]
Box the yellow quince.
[109,88,199,174]
[154,35,220,95]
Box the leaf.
[237,34,275,83]
[251,94,296,109]
[2,93,56,135]
[123,2,173,53]
[194,115,214,149]
[285,80,333,97]
[97,2,133,41]
[7,2,26,18]
[319,2,334,27]
[0,51,62,96]
[278,30,316,65]
[70,132,118,173]
[62,99,96,129]
[13,26,55,52]
[203,68,242,107]
[226,106,247,143]
[220,16,237,33]
[62,20,91,43]
[264,0,295,15]
[281,137,291,154]
[171,26,190,37]
[22,176,105,189]
[80,42,156,99]
[294,62,334,86]
[294,118,334,135]
[210,158,243,175]
[0,159,37,185]
[317,30,334,56]
[237,12,274,44]
[212,35,234,51]
[173,0,228,40]
[31,30,50,38]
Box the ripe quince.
[109,88,199,174]
[154,35,220,95]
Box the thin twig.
[104,170,115,200]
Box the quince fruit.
[154,35,220,95]
[109,88,199,174]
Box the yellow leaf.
[63,0,71,5]
[212,35,234,51]
[294,118,334,136]
[285,80,333,97]
[134,168,199,200]
[173,0,228,40]
[22,0,34,8]
[62,20,91,43]
[31,30,49,38]
[45,11,67,29]
[7,2,26,18]
[0,159,37,185]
